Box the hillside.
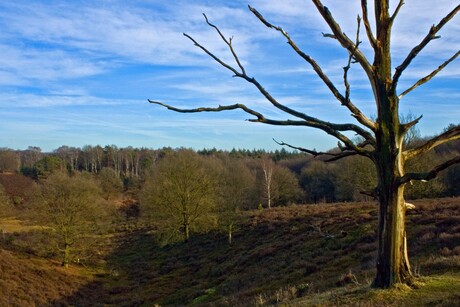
[0,248,91,306]
[1,198,459,306]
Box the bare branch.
[399,50,460,99]
[273,139,372,162]
[322,32,336,39]
[360,188,378,199]
[148,100,265,120]
[202,14,246,75]
[241,71,375,146]
[311,0,374,81]
[360,0,376,49]
[182,13,377,147]
[400,114,423,136]
[249,5,376,133]
[149,99,372,156]
[390,0,405,25]
[273,139,371,162]
[392,4,460,91]
[273,139,329,157]
[183,33,240,76]
[343,15,362,103]
[399,155,460,185]
[404,125,460,159]
[325,151,361,162]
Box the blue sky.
[0,0,458,152]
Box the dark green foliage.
[443,164,460,196]
[33,155,65,179]
[301,160,337,203]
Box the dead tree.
[149,1,460,288]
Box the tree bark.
[182,210,190,242]
[62,242,70,268]
[148,0,459,288]
[374,171,412,287]
[371,1,412,287]
[373,92,413,287]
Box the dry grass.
[0,197,458,306]
[0,217,45,233]
[0,248,91,306]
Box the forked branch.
[343,15,362,103]
[148,100,266,121]
[149,99,372,156]
[176,14,377,151]
[399,155,460,185]
[273,139,365,161]
[249,5,376,132]
[400,114,423,136]
[404,125,460,160]
[392,4,460,91]
[311,0,374,80]
[390,0,405,26]
[202,14,246,75]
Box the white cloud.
[0,0,457,151]
[0,92,137,108]
[0,44,107,86]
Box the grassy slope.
[290,272,460,306]
[0,248,91,306]
[1,198,459,306]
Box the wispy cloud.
[0,0,458,151]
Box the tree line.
[0,137,458,203]
[0,138,458,268]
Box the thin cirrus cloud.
[0,0,458,152]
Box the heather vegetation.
[0,142,459,305]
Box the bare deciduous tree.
[217,157,256,244]
[35,172,106,268]
[149,2,459,288]
[141,150,217,243]
[0,149,20,173]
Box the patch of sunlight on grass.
[290,272,460,306]
[0,217,45,232]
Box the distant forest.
[1,139,459,204]
[0,139,458,268]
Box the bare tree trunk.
[148,1,460,288]
[373,91,413,287]
[62,240,71,268]
[182,210,190,242]
[374,183,412,287]
[184,223,190,242]
[374,138,413,287]
[228,223,233,245]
